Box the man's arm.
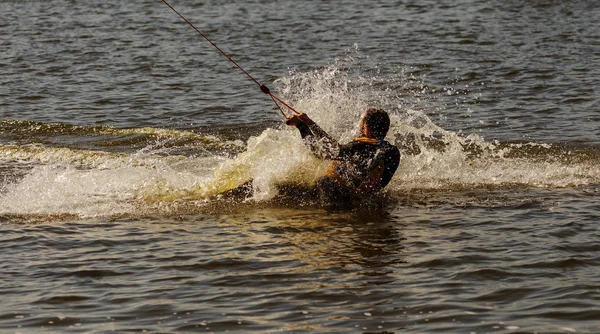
[287,113,340,160]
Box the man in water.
[286,108,400,206]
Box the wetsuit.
[294,119,400,204]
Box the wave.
[0,119,246,154]
[1,125,598,221]
[1,57,599,220]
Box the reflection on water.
[1,188,599,333]
[221,208,406,273]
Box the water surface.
[1,0,599,333]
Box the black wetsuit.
[295,120,400,204]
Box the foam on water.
[1,54,599,218]
[206,128,322,200]
[274,54,600,192]
[0,145,223,217]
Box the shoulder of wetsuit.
[379,141,400,162]
[376,140,399,152]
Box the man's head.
[360,108,390,140]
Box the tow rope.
[161,0,300,120]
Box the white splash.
[1,51,599,218]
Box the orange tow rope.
[161,0,301,120]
